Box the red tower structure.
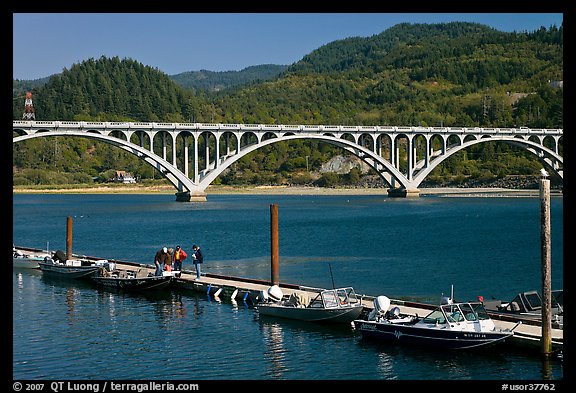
[22,92,35,120]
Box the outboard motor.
[267,285,284,302]
[368,295,390,321]
[257,289,269,303]
[52,250,67,263]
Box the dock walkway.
[15,246,563,354]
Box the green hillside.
[12,22,563,189]
[170,64,289,92]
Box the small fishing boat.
[483,290,563,330]
[354,292,518,350]
[38,249,101,279]
[256,285,365,324]
[13,247,51,269]
[92,267,174,292]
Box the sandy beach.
[12,184,555,197]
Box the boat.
[92,267,174,292]
[38,249,102,279]
[256,285,365,323]
[13,247,52,269]
[354,294,518,350]
[483,289,563,330]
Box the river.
[12,192,564,382]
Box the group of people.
[154,244,203,279]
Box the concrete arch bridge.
[12,120,563,201]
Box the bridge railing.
[12,121,563,136]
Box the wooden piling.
[539,174,552,355]
[270,204,279,286]
[66,216,73,260]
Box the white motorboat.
[256,285,365,324]
[354,294,519,350]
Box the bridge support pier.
[175,191,207,202]
[387,188,420,198]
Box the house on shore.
[112,170,137,184]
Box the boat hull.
[354,320,512,349]
[258,304,364,323]
[38,262,100,278]
[92,276,173,291]
[13,256,45,269]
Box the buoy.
[231,288,238,300]
[206,284,212,295]
[214,288,223,297]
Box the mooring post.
[539,170,552,356]
[66,216,73,261]
[270,204,279,286]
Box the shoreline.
[12,184,561,197]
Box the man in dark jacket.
[192,244,203,280]
[154,247,169,276]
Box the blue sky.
[13,13,563,81]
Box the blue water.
[12,193,564,381]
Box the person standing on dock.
[165,248,174,272]
[154,247,169,276]
[192,244,203,280]
[173,245,187,273]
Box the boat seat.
[285,292,309,307]
[135,268,149,278]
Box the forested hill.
[12,64,289,99]
[169,64,289,92]
[213,22,563,127]
[289,22,560,75]
[12,22,563,188]
[15,56,203,122]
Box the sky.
[13,13,563,81]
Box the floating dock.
[14,245,563,355]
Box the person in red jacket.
[173,245,187,273]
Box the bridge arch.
[197,134,408,189]
[13,131,203,199]
[412,136,563,186]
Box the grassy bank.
[12,183,555,197]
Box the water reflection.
[65,287,76,322]
[376,351,396,380]
[260,322,287,379]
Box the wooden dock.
[15,245,563,355]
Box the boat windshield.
[336,287,359,305]
[422,308,447,324]
[552,290,563,308]
[424,303,487,324]
[459,303,478,321]
[321,287,358,308]
[469,302,491,320]
[321,290,340,308]
[442,304,466,323]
